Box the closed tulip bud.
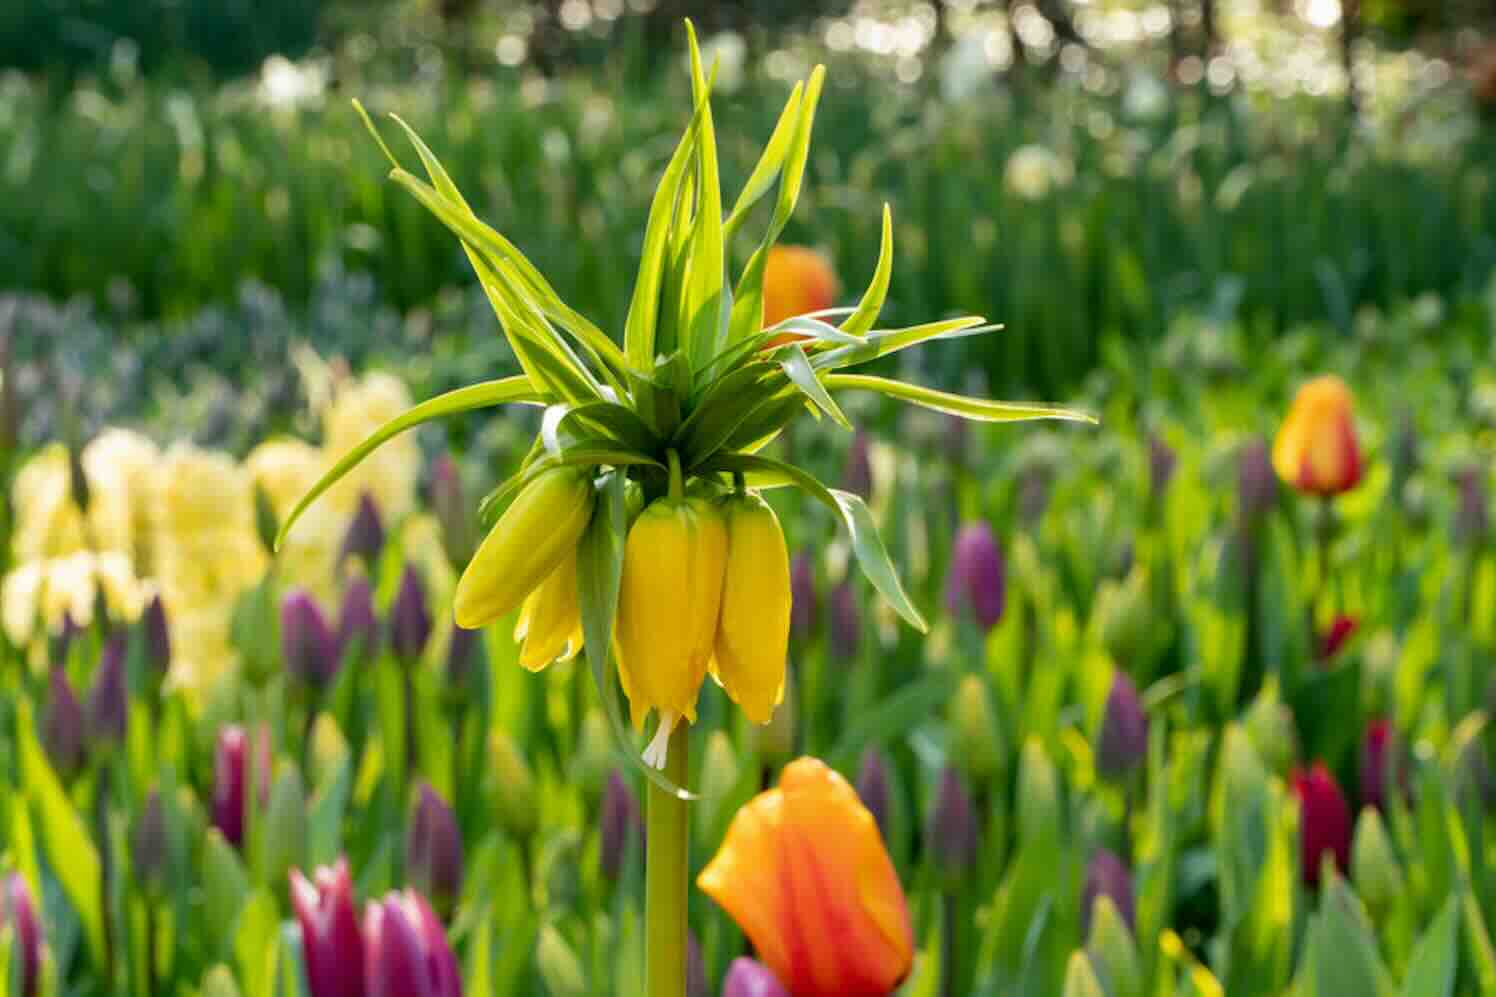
[1292,762,1351,887]
[389,565,431,667]
[616,495,727,744]
[234,577,281,688]
[1455,467,1488,548]
[600,769,643,881]
[263,763,308,886]
[1096,672,1148,780]
[1082,849,1135,935]
[1359,718,1407,812]
[1097,571,1151,667]
[336,576,380,664]
[1272,375,1361,496]
[44,666,85,779]
[87,633,128,749]
[2,873,43,997]
[212,724,271,849]
[762,245,839,342]
[927,766,978,881]
[290,858,365,997]
[750,662,796,763]
[141,593,171,676]
[363,890,461,997]
[339,492,385,570]
[1148,434,1176,500]
[1237,437,1277,523]
[698,757,914,997]
[133,788,169,892]
[488,731,537,838]
[842,431,873,499]
[282,588,338,690]
[430,455,475,570]
[1317,614,1357,662]
[713,493,791,725]
[855,748,892,836]
[724,958,791,997]
[52,612,81,669]
[687,931,708,997]
[1244,680,1298,776]
[788,551,817,641]
[408,783,463,916]
[950,674,1006,783]
[513,550,582,672]
[828,580,860,662]
[444,623,479,691]
[1350,809,1404,916]
[454,467,594,630]
[945,522,1005,631]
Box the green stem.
[645,724,690,997]
[667,450,684,501]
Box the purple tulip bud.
[687,931,708,997]
[290,858,366,997]
[1237,437,1276,523]
[408,784,463,916]
[1,873,43,997]
[1456,467,1487,548]
[87,633,128,748]
[44,666,85,779]
[134,788,169,890]
[843,431,873,499]
[363,890,461,997]
[282,589,338,690]
[1018,465,1051,524]
[139,593,171,675]
[339,493,385,570]
[1359,719,1408,813]
[1096,672,1148,780]
[213,724,271,849]
[856,747,892,837]
[1148,434,1176,499]
[600,770,643,881]
[723,958,791,997]
[945,522,1005,630]
[1082,849,1135,935]
[789,552,818,642]
[389,565,432,667]
[430,455,474,568]
[444,623,479,691]
[336,576,380,664]
[828,581,860,662]
[927,766,979,879]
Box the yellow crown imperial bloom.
[711,492,790,725]
[616,494,727,764]
[514,549,583,671]
[454,467,594,630]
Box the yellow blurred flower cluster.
[2,370,421,698]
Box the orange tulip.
[762,246,839,348]
[1272,375,1361,496]
[698,757,913,997]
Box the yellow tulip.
[711,493,790,725]
[454,467,594,630]
[616,496,727,743]
[1272,375,1361,497]
[514,550,583,671]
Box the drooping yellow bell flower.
[514,551,583,671]
[454,467,594,629]
[711,492,790,725]
[616,495,726,763]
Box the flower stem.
[667,450,684,501]
[645,723,690,997]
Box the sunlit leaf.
[779,344,851,429]
[823,373,1097,425]
[839,204,893,337]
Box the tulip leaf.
[1401,898,1458,997]
[276,375,545,550]
[827,670,957,771]
[721,80,802,245]
[822,373,1097,425]
[16,700,105,971]
[1462,891,1496,994]
[839,204,893,337]
[779,344,851,430]
[696,452,927,631]
[1315,881,1396,997]
[1062,952,1109,997]
[577,471,695,800]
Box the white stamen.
[642,712,677,769]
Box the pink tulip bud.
[290,858,365,997]
[364,890,461,997]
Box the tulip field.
[4,7,1496,997]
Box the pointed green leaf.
[276,376,543,549]
[763,315,863,347]
[1401,898,1458,997]
[779,344,851,429]
[683,22,726,374]
[560,402,661,454]
[722,81,803,245]
[1062,952,1108,997]
[813,317,993,371]
[823,374,1097,425]
[839,204,893,337]
[1462,891,1496,993]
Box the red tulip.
[1359,719,1407,813]
[1317,614,1357,662]
[1272,376,1361,497]
[1292,762,1351,887]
